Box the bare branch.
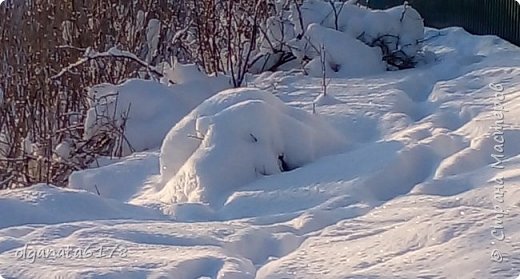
[51,47,168,82]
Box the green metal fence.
[367,0,520,46]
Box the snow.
[54,141,71,160]
[21,137,33,154]
[259,2,424,74]
[1,27,520,279]
[313,93,342,106]
[69,151,160,202]
[0,184,165,229]
[165,59,212,85]
[300,23,386,77]
[146,19,161,63]
[353,5,424,57]
[153,88,346,206]
[84,75,230,156]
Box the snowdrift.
[84,75,230,156]
[156,88,347,206]
[0,184,164,229]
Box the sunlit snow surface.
[1,27,520,278]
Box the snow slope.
[1,27,520,279]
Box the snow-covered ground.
[1,27,520,278]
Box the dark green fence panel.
[367,0,520,46]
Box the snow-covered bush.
[255,0,425,75]
[85,72,231,157]
[156,88,346,206]
[355,5,425,69]
[250,0,298,74]
[297,23,386,77]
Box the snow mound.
[156,88,347,206]
[84,77,230,156]
[313,93,342,106]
